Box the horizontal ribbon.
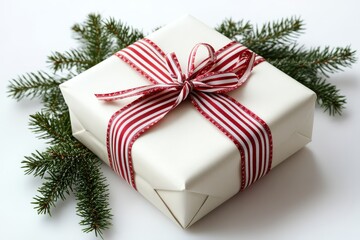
[96,38,272,191]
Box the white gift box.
[60,15,316,228]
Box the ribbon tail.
[106,89,180,189]
[95,83,178,101]
[190,92,272,190]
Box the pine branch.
[254,43,305,61]
[49,14,116,74]
[13,14,118,237]
[104,17,144,51]
[72,13,114,66]
[266,46,356,75]
[308,77,346,115]
[22,150,55,178]
[29,111,72,144]
[48,49,91,73]
[75,158,112,238]
[216,19,253,42]
[300,46,356,77]
[273,59,346,115]
[244,16,304,48]
[218,17,304,49]
[32,175,71,216]
[22,142,84,179]
[31,147,78,215]
[7,71,61,100]
[41,87,68,114]
[217,16,356,115]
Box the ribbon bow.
[96,38,272,191]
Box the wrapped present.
[60,15,316,228]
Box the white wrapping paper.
[60,15,316,228]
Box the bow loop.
[187,43,216,78]
[164,52,184,83]
[192,72,240,93]
[229,49,255,76]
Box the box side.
[230,62,316,167]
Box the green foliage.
[7,71,63,100]
[104,17,145,51]
[47,14,144,74]
[217,17,304,46]
[29,111,72,144]
[75,157,112,237]
[7,13,356,238]
[216,17,356,115]
[8,13,144,238]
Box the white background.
[1,0,360,239]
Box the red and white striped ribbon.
[95,38,272,191]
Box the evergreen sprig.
[29,111,72,144]
[7,13,145,238]
[104,17,145,51]
[8,71,63,100]
[7,13,356,238]
[216,17,356,115]
[75,157,112,237]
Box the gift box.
[60,15,316,228]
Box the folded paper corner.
[154,189,209,228]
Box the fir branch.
[48,49,91,73]
[217,16,355,115]
[29,111,72,144]
[244,16,304,48]
[72,13,114,66]
[217,17,304,49]
[75,158,112,238]
[300,46,356,77]
[31,149,78,215]
[41,87,68,114]
[266,46,356,76]
[32,177,70,216]
[49,14,116,73]
[215,19,253,41]
[7,71,61,100]
[22,142,83,179]
[273,59,346,115]
[104,17,144,51]
[22,150,54,178]
[308,77,346,115]
[254,43,305,61]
